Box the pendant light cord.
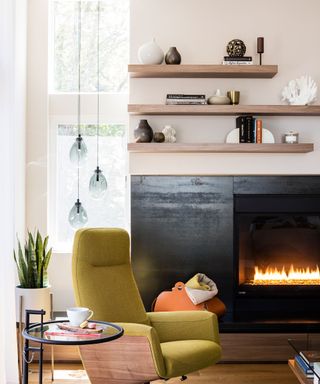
[77,0,82,201]
[96,1,101,168]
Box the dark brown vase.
[134,119,153,143]
[165,47,181,65]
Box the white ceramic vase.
[138,38,164,65]
[15,286,52,323]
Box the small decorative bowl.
[207,95,231,105]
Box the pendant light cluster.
[68,1,107,229]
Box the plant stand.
[17,294,53,384]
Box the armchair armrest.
[147,311,220,344]
[116,322,166,377]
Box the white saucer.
[225,128,275,143]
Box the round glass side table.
[22,316,123,384]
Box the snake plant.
[14,231,52,288]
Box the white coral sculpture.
[162,125,177,143]
[281,75,317,105]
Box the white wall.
[27,0,48,233]
[27,0,320,311]
[0,0,27,381]
[129,0,320,175]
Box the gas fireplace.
[234,194,320,320]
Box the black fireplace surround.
[131,176,320,330]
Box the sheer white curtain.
[0,0,27,383]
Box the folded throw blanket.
[185,273,218,305]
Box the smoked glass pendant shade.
[68,199,88,229]
[89,166,107,199]
[69,135,88,165]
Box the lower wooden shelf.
[127,143,314,154]
[288,360,313,384]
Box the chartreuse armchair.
[72,228,221,384]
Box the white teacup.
[67,307,93,327]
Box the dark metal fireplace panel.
[131,176,234,315]
[131,176,320,326]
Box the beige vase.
[15,286,52,323]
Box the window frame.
[48,93,129,253]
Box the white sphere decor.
[138,38,164,65]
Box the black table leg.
[22,309,46,384]
[22,336,29,384]
[38,343,43,384]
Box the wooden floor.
[28,363,299,384]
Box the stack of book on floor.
[236,115,263,143]
[166,94,207,105]
[294,354,314,379]
[222,56,253,65]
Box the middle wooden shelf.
[128,104,320,116]
[128,143,314,154]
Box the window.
[49,0,129,251]
[52,0,129,93]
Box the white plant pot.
[15,286,52,323]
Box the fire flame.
[253,265,320,285]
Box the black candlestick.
[257,37,264,65]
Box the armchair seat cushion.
[160,339,221,378]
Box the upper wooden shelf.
[128,104,320,116]
[128,143,314,154]
[128,64,278,78]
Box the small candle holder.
[227,90,240,105]
[283,131,299,144]
[257,37,264,65]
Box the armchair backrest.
[72,228,149,324]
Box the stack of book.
[294,354,314,379]
[44,322,104,341]
[45,330,103,341]
[166,94,207,105]
[222,56,253,65]
[236,116,263,143]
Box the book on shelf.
[236,116,247,143]
[166,94,206,99]
[222,61,253,65]
[223,56,252,61]
[295,355,314,378]
[300,350,320,367]
[236,116,263,143]
[256,119,262,143]
[166,94,207,105]
[166,100,207,105]
[246,116,255,143]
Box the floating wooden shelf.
[128,64,278,78]
[128,104,320,116]
[128,143,314,154]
